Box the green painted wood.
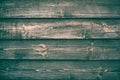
[0,0,120,18]
[0,40,120,60]
[0,19,120,39]
[0,0,120,80]
[0,60,120,80]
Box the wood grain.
[0,60,120,80]
[0,39,120,60]
[0,19,120,39]
[0,0,120,18]
[0,0,120,80]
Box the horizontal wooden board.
[0,0,120,18]
[0,19,120,39]
[0,60,120,80]
[0,39,120,60]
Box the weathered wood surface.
[0,40,120,60]
[0,0,120,80]
[0,0,120,18]
[0,60,120,80]
[0,19,120,39]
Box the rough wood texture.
[0,0,120,80]
[0,0,120,18]
[0,40,120,60]
[0,60,120,80]
[0,19,120,39]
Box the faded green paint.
[0,0,120,18]
[0,0,120,80]
[0,60,120,80]
[0,19,120,39]
[0,40,120,60]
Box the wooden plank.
[0,39,120,60]
[0,19,120,39]
[0,0,120,18]
[0,60,120,80]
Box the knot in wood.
[33,44,48,56]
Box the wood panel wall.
[0,0,120,80]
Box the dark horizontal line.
[0,79,109,80]
[0,59,120,61]
[0,17,120,20]
[0,38,120,41]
